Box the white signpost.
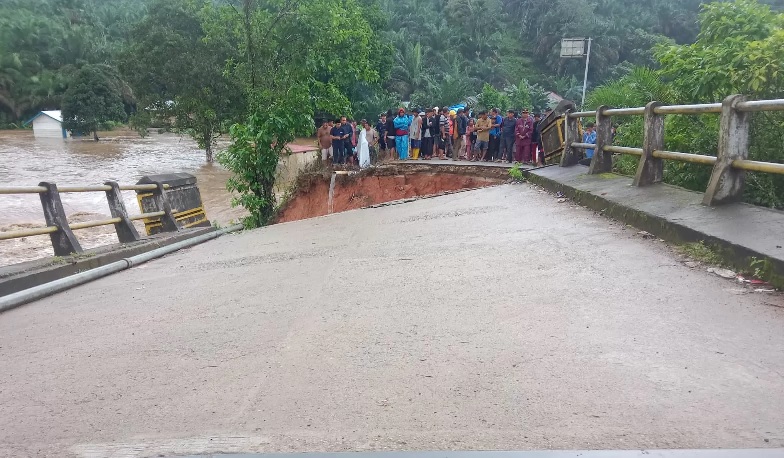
[561,38,592,108]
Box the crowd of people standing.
[317,105,550,169]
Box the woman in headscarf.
[393,107,414,160]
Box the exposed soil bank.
[277,166,504,223]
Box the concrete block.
[703,94,750,205]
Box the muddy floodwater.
[0,129,313,266]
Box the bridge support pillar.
[634,101,665,186]
[151,182,180,232]
[589,106,613,174]
[104,181,140,243]
[38,182,83,256]
[703,94,750,206]
[560,112,580,167]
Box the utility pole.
[560,37,592,109]
[581,38,592,108]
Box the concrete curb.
[176,451,784,458]
[525,167,784,287]
[0,227,216,297]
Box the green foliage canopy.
[214,0,381,226]
[120,0,246,162]
[587,0,784,209]
[61,64,127,140]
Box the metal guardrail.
[0,182,175,256]
[559,96,784,206]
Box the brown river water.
[0,129,314,266]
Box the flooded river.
[0,129,314,266]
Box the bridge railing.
[0,181,177,257]
[559,95,784,205]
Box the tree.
[656,0,784,101]
[389,41,429,100]
[476,83,508,111]
[120,0,245,162]
[588,0,784,209]
[216,0,380,227]
[61,64,126,140]
[220,90,314,227]
[351,83,400,123]
[0,0,148,125]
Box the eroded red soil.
[277,172,501,223]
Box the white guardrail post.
[38,182,82,256]
[104,181,141,243]
[634,101,665,186]
[703,94,751,205]
[588,105,613,174]
[560,111,580,167]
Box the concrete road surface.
[1,184,783,457]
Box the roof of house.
[23,110,63,126]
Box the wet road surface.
[0,184,782,457]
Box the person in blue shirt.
[579,122,597,166]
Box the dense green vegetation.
[61,64,129,140]
[1,0,783,218]
[0,0,148,126]
[9,0,781,128]
[586,0,784,208]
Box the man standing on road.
[438,107,450,160]
[376,113,388,157]
[340,116,354,166]
[330,118,345,165]
[500,109,517,163]
[488,108,502,162]
[474,110,492,161]
[385,109,396,160]
[515,108,534,164]
[430,108,441,159]
[455,108,467,160]
[317,120,333,163]
[421,109,434,160]
[532,113,543,165]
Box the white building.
[25,110,68,139]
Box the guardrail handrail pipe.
[556,94,783,206]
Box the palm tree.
[585,67,673,109]
[389,41,427,100]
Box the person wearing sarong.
[393,108,414,160]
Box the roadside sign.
[560,38,593,108]
[560,38,587,58]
